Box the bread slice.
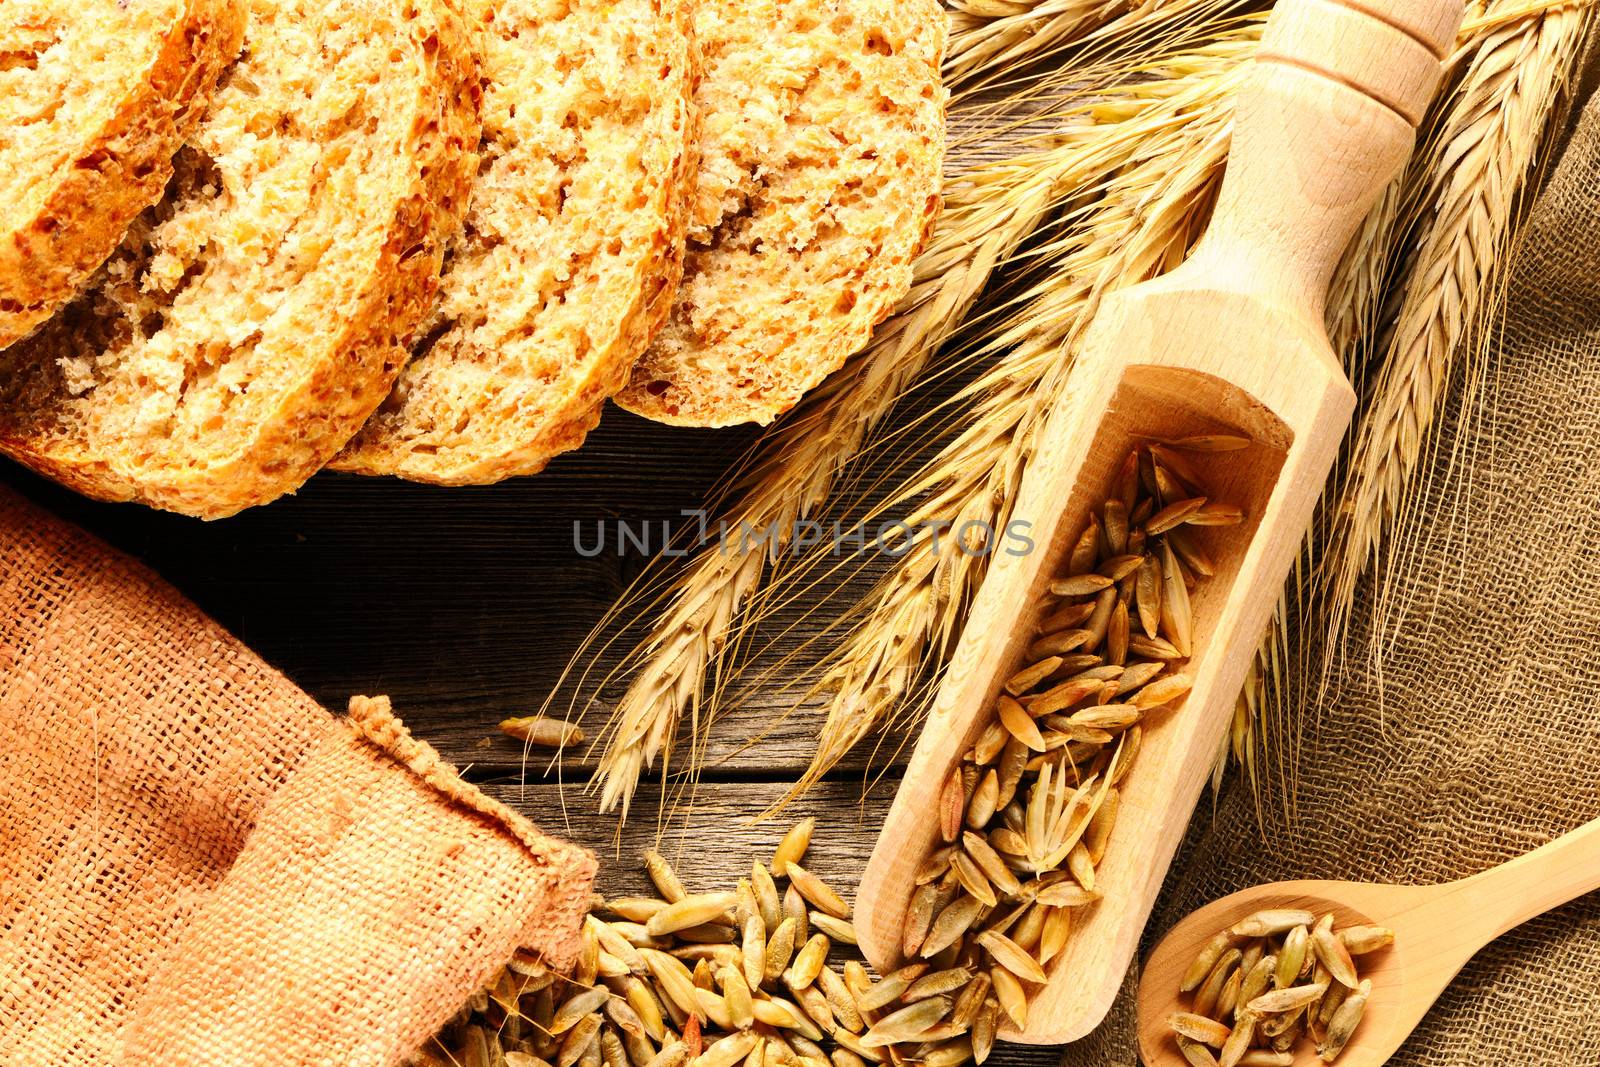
[0,0,480,518]
[0,0,245,350]
[330,0,697,485]
[613,0,947,428]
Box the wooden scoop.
[853,0,1464,1044]
[1137,814,1600,1065]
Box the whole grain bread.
[0,0,244,350]
[0,0,480,518]
[331,0,697,485]
[614,0,947,428]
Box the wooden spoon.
[853,0,1464,1044]
[1137,815,1600,1066]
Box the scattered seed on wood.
[499,715,585,747]
[773,819,816,872]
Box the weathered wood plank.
[486,779,1069,1067]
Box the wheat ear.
[1321,0,1589,661]
[789,27,1258,793]
[948,0,1229,85]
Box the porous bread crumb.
[0,0,480,518]
[332,0,697,486]
[614,0,947,428]
[0,0,244,349]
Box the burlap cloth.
[1059,44,1600,1067]
[0,488,597,1065]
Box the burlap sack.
[0,488,597,1066]
[1058,47,1600,1067]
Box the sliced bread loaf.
[0,0,244,350]
[0,0,480,518]
[613,0,947,428]
[330,0,697,485]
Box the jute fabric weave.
[0,487,597,1066]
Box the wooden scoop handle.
[1191,0,1462,320]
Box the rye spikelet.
[1321,0,1588,666]
[792,26,1258,792]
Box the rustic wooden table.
[0,408,1070,1067]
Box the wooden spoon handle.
[1191,0,1463,318]
[1455,814,1600,942]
